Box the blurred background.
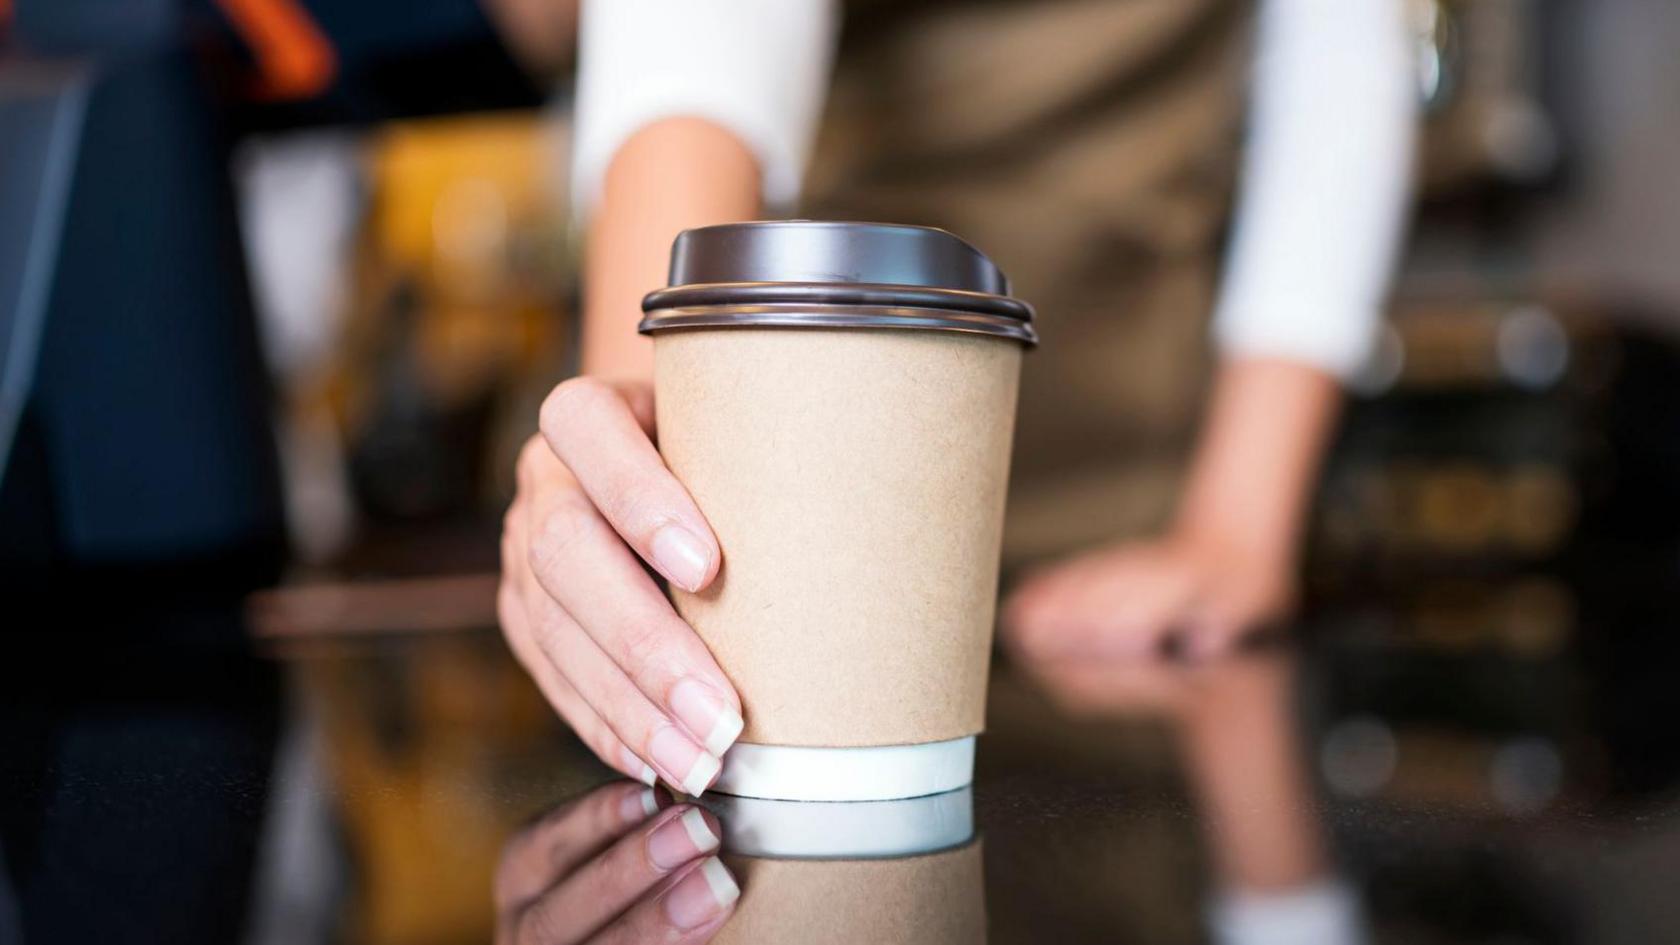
[222,0,1680,578]
[6,1,1680,943]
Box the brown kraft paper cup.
[641,222,1035,800]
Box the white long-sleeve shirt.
[570,0,838,219]
[572,0,1416,381]
[1213,0,1417,378]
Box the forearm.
[569,0,837,380]
[1177,0,1413,558]
[1174,358,1341,561]
[580,118,760,380]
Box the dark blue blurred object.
[0,0,539,571]
[0,4,540,942]
[0,66,86,500]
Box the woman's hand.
[1003,529,1295,662]
[1005,358,1339,663]
[495,781,739,944]
[500,378,743,796]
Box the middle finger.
[527,592,724,797]
[526,487,742,764]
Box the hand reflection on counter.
[494,782,738,944]
[1021,649,1369,945]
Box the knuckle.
[495,584,521,634]
[500,508,521,555]
[615,620,669,672]
[526,604,573,662]
[514,436,546,484]
[517,905,566,945]
[599,842,649,892]
[500,505,523,555]
[540,376,612,442]
[594,475,663,527]
[527,494,598,576]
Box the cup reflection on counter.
[493,783,982,944]
[700,788,986,945]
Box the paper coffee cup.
[640,222,1036,801]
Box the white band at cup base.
[704,788,974,859]
[712,736,975,802]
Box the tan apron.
[806,0,1252,569]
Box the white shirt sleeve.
[570,0,839,220]
[1212,0,1418,379]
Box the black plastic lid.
[640,221,1036,345]
[666,221,1008,293]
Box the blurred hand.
[1018,644,1293,723]
[1003,528,1295,663]
[500,378,743,796]
[496,781,739,945]
[1006,359,1338,664]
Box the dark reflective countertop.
[4,555,1680,945]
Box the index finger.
[496,782,668,915]
[539,377,719,594]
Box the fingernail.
[648,726,722,797]
[670,678,745,757]
[621,746,658,787]
[620,787,661,824]
[664,857,739,930]
[683,753,722,797]
[648,807,719,869]
[650,525,711,592]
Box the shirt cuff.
[1206,878,1370,945]
[1213,299,1383,379]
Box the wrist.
[1168,507,1298,569]
[1169,358,1342,565]
[580,116,762,386]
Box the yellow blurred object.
[319,112,574,514]
[366,113,567,399]
[368,114,563,285]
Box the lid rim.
[643,281,1034,322]
[637,303,1038,346]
